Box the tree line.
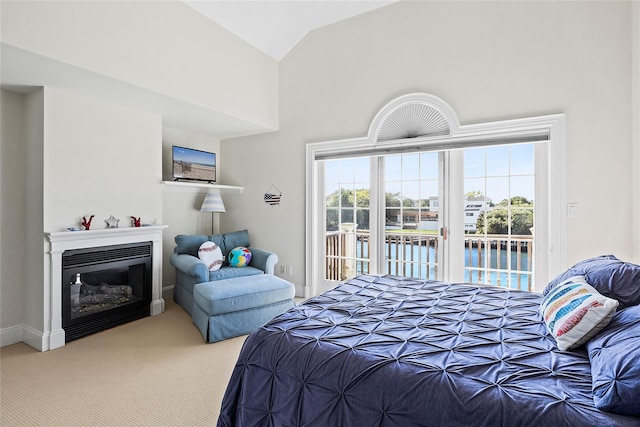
[326,189,533,235]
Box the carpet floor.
[0,299,246,426]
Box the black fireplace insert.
[62,242,152,342]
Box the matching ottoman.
[191,274,295,343]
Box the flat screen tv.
[172,146,216,183]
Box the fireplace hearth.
[62,242,152,342]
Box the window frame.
[305,94,565,298]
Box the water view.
[354,239,532,291]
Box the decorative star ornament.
[105,215,120,228]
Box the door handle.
[440,227,448,240]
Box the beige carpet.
[0,299,246,427]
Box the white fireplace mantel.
[46,225,168,350]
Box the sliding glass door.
[383,152,443,281]
[323,157,371,287]
[318,152,444,293]
[316,143,542,294]
[463,144,537,290]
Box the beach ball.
[228,246,252,267]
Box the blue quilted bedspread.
[217,275,640,426]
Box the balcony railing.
[464,234,533,290]
[325,231,534,291]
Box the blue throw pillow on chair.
[175,230,251,259]
[221,230,250,254]
[175,234,209,257]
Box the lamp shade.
[200,193,226,213]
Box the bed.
[217,268,640,426]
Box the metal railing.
[325,231,534,291]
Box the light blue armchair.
[169,229,278,315]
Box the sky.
[172,146,216,166]
[325,143,536,204]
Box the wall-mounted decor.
[264,185,281,206]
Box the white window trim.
[306,93,565,297]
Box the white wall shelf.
[161,181,243,194]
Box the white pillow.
[198,241,224,272]
[539,275,618,351]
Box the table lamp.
[200,193,226,234]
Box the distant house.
[465,196,493,232]
[391,196,492,232]
[392,196,492,232]
[428,196,439,212]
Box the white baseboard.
[1,293,177,350]
[49,328,66,350]
[162,285,174,300]
[150,298,165,316]
[22,324,46,351]
[0,323,48,351]
[0,324,23,347]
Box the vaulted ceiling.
[183,1,398,60]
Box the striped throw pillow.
[539,275,618,351]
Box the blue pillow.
[175,234,209,257]
[175,230,251,258]
[586,305,640,416]
[220,230,250,255]
[544,255,640,309]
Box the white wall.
[222,1,637,296]
[43,89,163,232]
[0,87,163,348]
[23,89,45,344]
[0,90,27,343]
[1,0,278,130]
